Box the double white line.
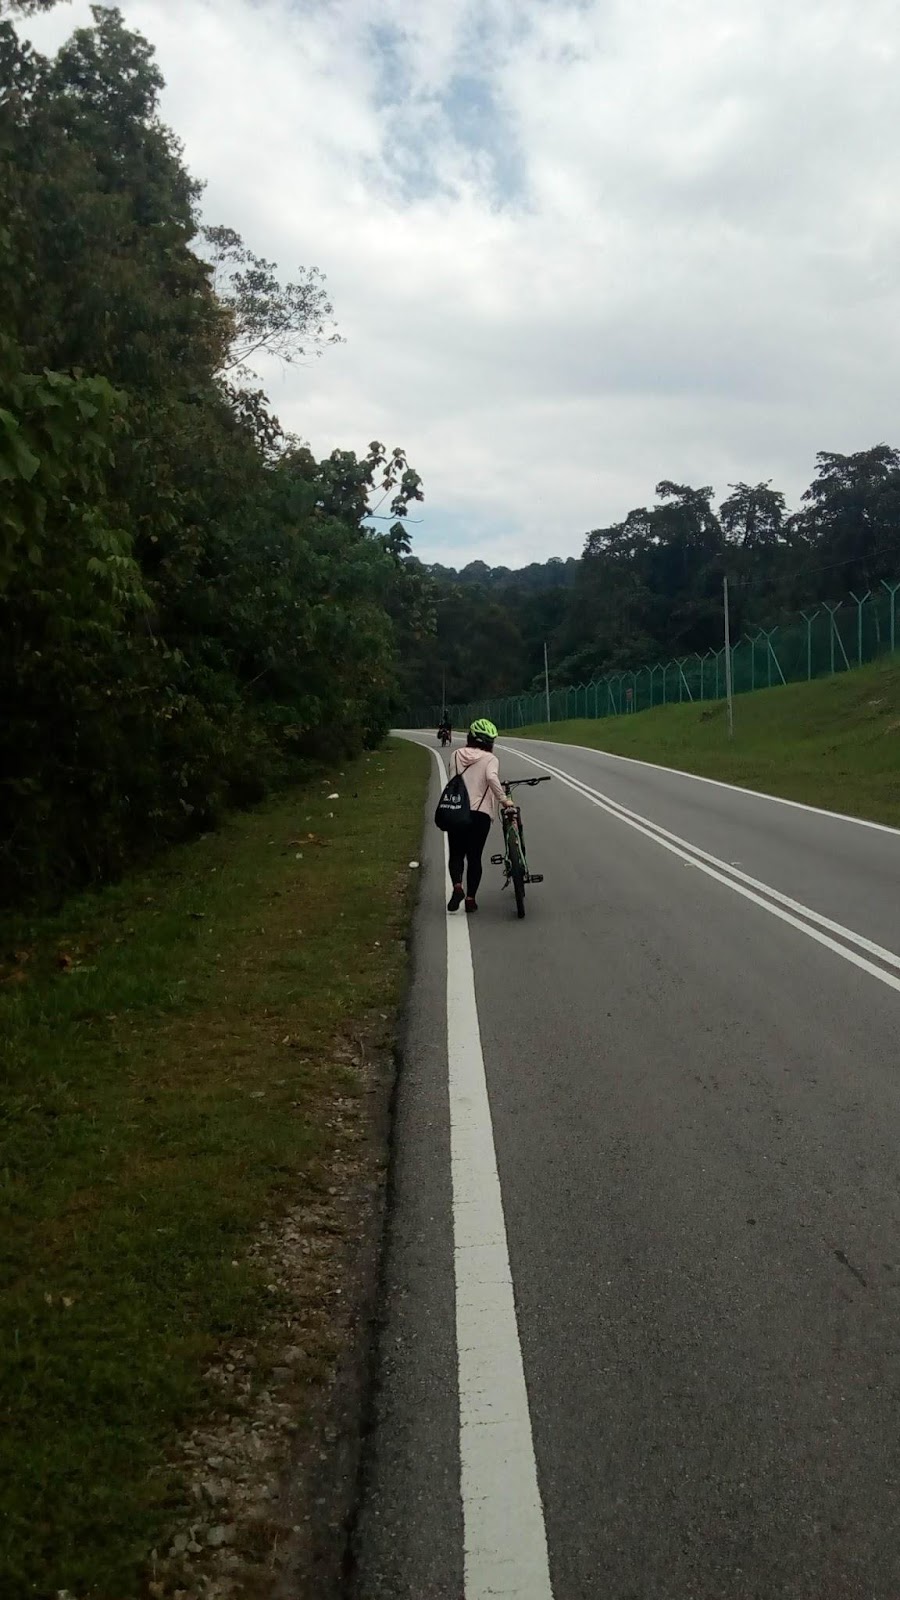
[508,745,900,999]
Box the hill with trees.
[400,451,900,718]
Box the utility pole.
[723,576,734,739]
[544,642,551,725]
[441,668,446,715]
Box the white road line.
[508,745,900,975]
[507,745,900,998]
[431,748,554,1600]
[511,736,900,838]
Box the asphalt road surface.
[351,733,900,1600]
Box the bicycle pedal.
[527,873,543,883]
[490,854,504,865]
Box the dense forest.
[1,3,428,903]
[398,452,900,717]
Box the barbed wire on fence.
[419,578,900,731]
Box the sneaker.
[465,896,478,913]
[447,884,465,911]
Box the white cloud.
[19,0,900,567]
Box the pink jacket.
[451,746,507,822]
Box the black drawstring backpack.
[434,761,488,831]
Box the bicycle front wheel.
[508,829,526,919]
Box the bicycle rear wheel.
[508,829,526,919]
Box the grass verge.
[512,655,900,826]
[0,738,429,1600]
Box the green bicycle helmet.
[468,717,498,750]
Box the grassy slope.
[0,739,429,1600]
[512,655,900,826]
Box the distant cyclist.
[437,714,452,747]
[446,718,511,913]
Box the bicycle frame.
[490,776,550,894]
[499,794,529,877]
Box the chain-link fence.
[421,578,900,731]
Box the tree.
[797,446,900,596]
[0,0,68,14]
[278,439,423,531]
[0,5,425,902]
[201,224,343,378]
[718,480,806,621]
[720,481,786,550]
[2,8,225,388]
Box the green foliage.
[0,0,66,14]
[0,7,424,905]
[201,223,344,377]
[0,355,140,598]
[795,445,900,594]
[405,447,900,717]
[396,556,577,709]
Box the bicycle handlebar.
[503,775,552,790]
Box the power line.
[729,539,900,596]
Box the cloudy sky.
[21,0,900,568]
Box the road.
[351,734,900,1600]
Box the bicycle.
[490,776,551,918]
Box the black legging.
[448,813,492,896]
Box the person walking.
[445,718,509,913]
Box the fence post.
[723,577,735,737]
[882,581,900,655]
[824,603,850,672]
[760,627,786,686]
[849,591,871,666]
[800,611,819,680]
